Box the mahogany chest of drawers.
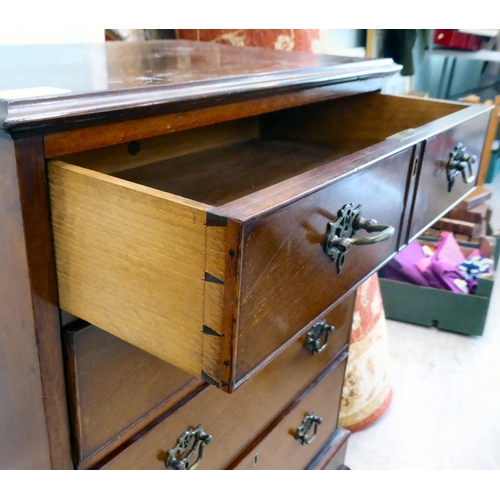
[0,40,491,469]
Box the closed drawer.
[47,92,491,392]
[63,321,199,468]
[409,113,490,239]
[101,295,354,470]
[232,353,347,470]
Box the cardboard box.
[379,236,497,336]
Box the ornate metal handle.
[305,321,334,354]
[295,413,323,445]
[165,425,212,470]
[323,203,395,273]
[446,143,476,192]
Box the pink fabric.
[422,232,467,293]
[468,249,482,259]
[416,255,432,274]
[432,232,466,267]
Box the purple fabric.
[431,232,466,267]
[380,241,431,286]
[423,260,468,293]
[468,278,479,294]
[422,232,467,293]
[380,232,473,294]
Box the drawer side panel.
[48,161,207,376]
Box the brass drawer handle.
[305,321,334,354]
[165,425,212,470]
[323,203,395,273]
[446,143,476,192]
[295,413,323,445]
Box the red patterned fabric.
[177,29,321,52]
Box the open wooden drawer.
[47,92,490,392]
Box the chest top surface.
[0,40,400,130]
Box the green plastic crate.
[379,237,497,336]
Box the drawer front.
[64,322,198,468]
[410,113,490,239]
[101,295,354,470]
[232,353,347,470]
[236,150,412,382]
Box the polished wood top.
[0,40,400,131]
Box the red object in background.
[177,30,320,52]
[433,30,483,51]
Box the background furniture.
[0,41,491,469]
[482,96,500,184]
[430,48,500,100]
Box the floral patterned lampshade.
[339,274,393,432]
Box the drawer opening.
[47,90,487,391]
[54,116,358,208]
[54,93,466,209]
[112,138,346,207]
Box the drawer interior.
[55,92,466,209]
[64,321,198,468]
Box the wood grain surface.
[212,95,490,223]
[46,91,490,394]
[0,132,53,469]
[232,353,347,470]
[13,136,73,470]
[261,92,464,152]
[48,160,209,376]
[57,118,260,175]
[114,138,342,206]
[3,41,492,472]
[43,79,386,157]
[1,41,399,133]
